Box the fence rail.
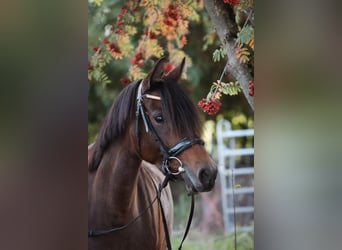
[217,119,254,233]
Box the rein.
[89,80,203,250]
[135,80,203,250]
[88,173,195,250]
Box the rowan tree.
[88,0,254,140]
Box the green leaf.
[213,48,226,62]
[220,82,242,96]
[220,48,227,57]
[202,33,215,51]
[213,49,221,62]
[236,25,254,44]
[91,70,111,86]
[91,0,103,7]
[92,70,101,80]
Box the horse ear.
[165,57,186,82]
[142,57,167,92]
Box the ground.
[171,229,254,250]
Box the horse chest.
[88,217,165,250]
[88,170,170,250]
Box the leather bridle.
[89,80,205,250]
[135,80,204,177]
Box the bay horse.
[88,58,217,250]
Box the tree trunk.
[203,0,254,111]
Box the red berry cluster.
[115,7,128,34]
[103,39,122,58]
[223,0,240,6]
[166,5,180,21]
[248,80,254,96]
[164,63,173,73]
[92,47,101,54]
[163,19,173,26]
[131,52,144,66]
[88,64,94,71]
[108,43,121,53]
[198,98,222,115]
[144,31,158,39]
[120,78,131,85]
[163,5,180,26]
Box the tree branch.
[203,0,254,111]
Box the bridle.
[135,80,204,177]
[89,79,205,250]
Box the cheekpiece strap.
[136,82,150,133]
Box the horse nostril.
[199,168,212,187]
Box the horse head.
[134,57,217,193]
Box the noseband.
[135,80,204,178]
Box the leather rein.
[88,80,204,250]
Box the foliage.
[236,25,254,45]
[235,43,250,63]
[213,48,226,62]
[171,231,254,250]
[88,0,254,142]
[88,0,204,83]
[88,0,254,114]
[198,0,254,115]
[198,80,242,115]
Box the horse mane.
[88,81,140,171]
[88,77,203,171]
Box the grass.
[171,230,254,250]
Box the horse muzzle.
[182,162,217,193]
[159,137,218,193]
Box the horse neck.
[89,139,142,222]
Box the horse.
[88,57,217,250]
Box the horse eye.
[154,115,164,123]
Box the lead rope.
[157,174,195,250]
[177,193,195,250]
[88,196,158,237]
[157,176,172,250]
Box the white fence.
[216,119,254,232]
